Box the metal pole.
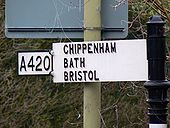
[144,15,170,128]
[83,0,101,128]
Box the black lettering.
[74,57,79,68]
[83,70,87,81]
[82,44,87,54]
[105,43,110,53]
[111,42,116,53]
[94,43,99,54]
[69,58,74,68]
[69,44,74,54]
[88,43,93,54]
[64,71,68,81]
[74,71,77,81]
[77,44,81,54]
[20,56,27,72]
[94,70,99,80]
[64,58,68,68]
[69,71,74,81]
[28,56,35,71]
[63,44,68,54]
[74,44,77,54]
[80,57,85,68]
[88,70,93,80]
[78,71,82,81]
[35,56,42,71]
[44,56,51,71]
[99,43,104,53]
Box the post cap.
[147,15,165,24]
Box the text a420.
[18,51,52,75]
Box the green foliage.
[101,82,147,128]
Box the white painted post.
[83,0,101,127]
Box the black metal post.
[144,15,170,128]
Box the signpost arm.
[83,0,101,128]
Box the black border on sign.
[8,28,125,32]
[17,50,53,76]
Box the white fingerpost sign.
[18,51,53,75]
[149,124,167,128]
[52,39,148,83]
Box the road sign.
[17,51,53,75]
[52,39,148,83]
[5,0,128,39]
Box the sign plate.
[52,39,148,83]
[17,51,53,75]
[5,0,128,39]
